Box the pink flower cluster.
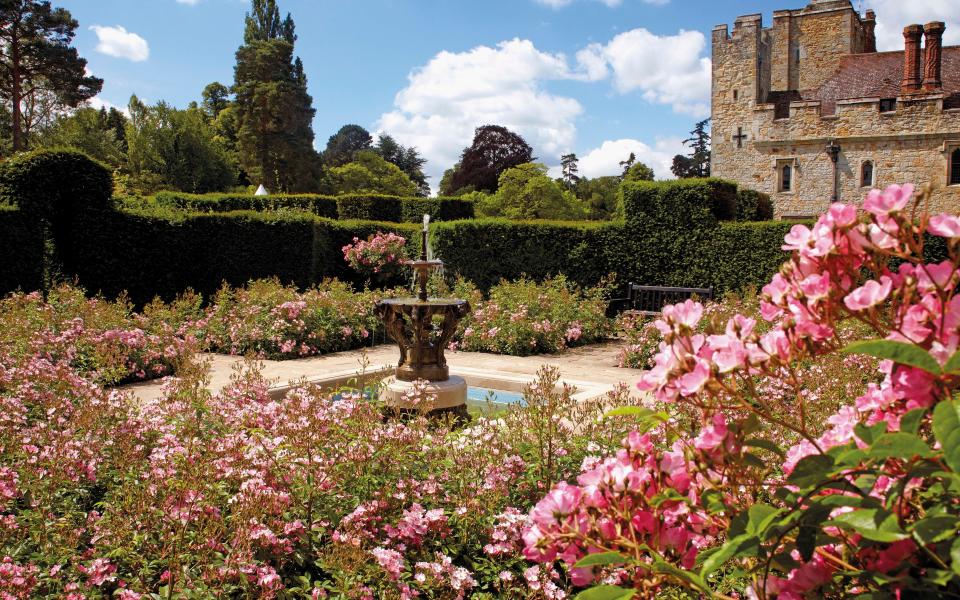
[342,231,409,277]
[523,430,727,589]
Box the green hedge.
[149,192,474,223]
[0,207,44,295]
[736,189,774,221]
[71,207,421,304]
[153,192,339,219]
[432,219,621,291]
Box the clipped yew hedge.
[0,207,44,295]
[71,206,421,304]
[149,191,474,223]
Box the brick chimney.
[863,10,877,53]
[924,21,946,91]
[902,24,924,93]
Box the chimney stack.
[863,10,877,53]
[902,24,924,93]
[924,21,946,91]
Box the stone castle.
[711,0,960,218]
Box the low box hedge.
[149,191,475,223]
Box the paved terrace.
[123,341,647,403]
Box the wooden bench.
[609,284,714,317]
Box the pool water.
[466,386,526,411]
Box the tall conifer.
[233,0,319,192]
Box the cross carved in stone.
[733,127,748,149]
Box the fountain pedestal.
[374,217,472,418]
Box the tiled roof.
[766,47,960,114]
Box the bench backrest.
[626,284,714,316]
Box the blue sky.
[59,0,958,187]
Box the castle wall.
[733,98,960,216]
[712,1,960,218]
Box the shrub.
[336,194,473,222]
[0,283,198,385]
[527,185,960,598]
[342,231,410,284]
[453,276,613,355]
[196,279,385,359]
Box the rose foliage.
[524,185,960,598]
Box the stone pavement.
[123,341,647,403]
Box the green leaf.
[867,432,933,461]
[944,350,960,374]
[745,438,785,458]
[575,586,636,600]
[787,454,835,488]
[652,561,709,591]
[842,340,941,375]
[747,504,783,536]
[700,533,755,576]
[604,406,662,419]
[934,399,960,473]
[574,552,630,569]
[912,516,959,544]
[829,509,909,542]
[952,537,960,576]
[899,408,927,435]
[854,422,887,445]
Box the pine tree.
[233,0,320,192]
[560,153,580,188]
[0,0,102,151]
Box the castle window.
[779,162,793,193]
[733,90,739,100]
[861,161,874,187]
[951,148,960,185]
[879,98,897,113]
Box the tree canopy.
[0,0,102,151]
[323,124,372,167]
[328,150,417,196]
[672,118,711,178]
[373,134,428,196]
[623,162,655,182]
[448,125,534,194]
[477,162,585,220]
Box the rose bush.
[453,276,612,356]
[342,231,410,285]
[524,184,960,598]
[0,284,197,385]
[196,279,385,360]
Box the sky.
[59,0,960,189]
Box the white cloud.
[90,25,149,62]
[376,39,584,187]
[575,137,687,181]
[871,0,960,51]
[576,28,711,116]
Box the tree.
[623,162,655,182]
[35,106,125,167]
[448,125,534,194]
[439,164,469,196]
[560,153,580,188]
[480,162,585,220]
[233,0,320,192]
[374,134,428,196]
[328,150,417,196]
[201,82,231,119]
[574,175,621,220]
[0,0,102,151]
[619,152,636,176]
[671,118,711,178]
[323,124,372,167]
[125,96,237,194]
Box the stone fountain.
[375,215,471,418]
